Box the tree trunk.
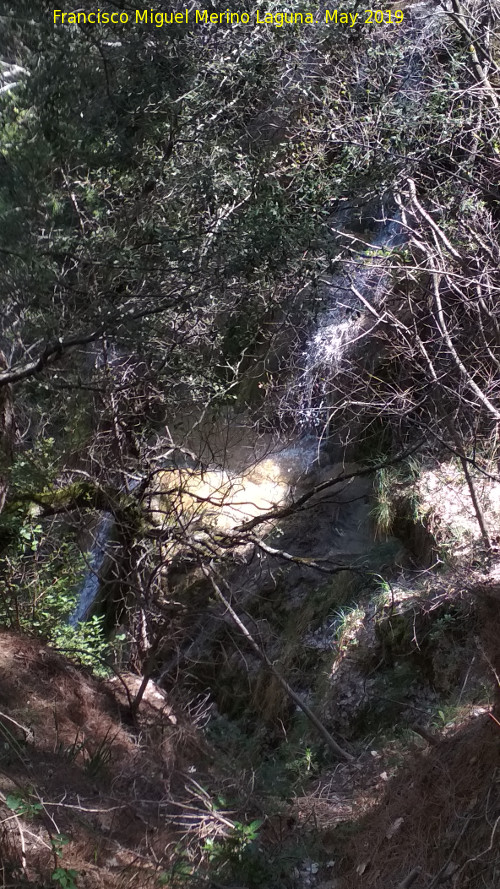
[0,352,14,515]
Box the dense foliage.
[0,1,499,887]
[0,0,498,670]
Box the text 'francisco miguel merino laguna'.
[53,8,404,27]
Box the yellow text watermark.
[52,8,404,28]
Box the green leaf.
[52,867,79,889]
[5,794,43,816]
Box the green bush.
[0,516,110,675]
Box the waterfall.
[69,475,141,626]
[69,514,114,626]
[70,214,404,623]
[297,214,404,428]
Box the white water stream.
[297,215,404,428]
[69,515,114,626]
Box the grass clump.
[371,459,423,540]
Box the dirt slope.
[0,630,200,888]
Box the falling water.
[70,219,403,622]
[297,215,404,428]
[69,514,114,626]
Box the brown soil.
[340,712,500,888]
[0,630,204,888]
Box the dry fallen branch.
[201,563,355,762]
[397,868,422,889]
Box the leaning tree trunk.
[0,352,14,514]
